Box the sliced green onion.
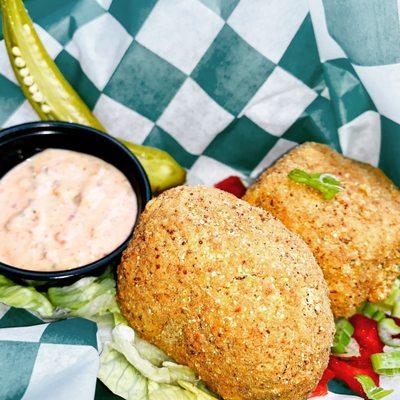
[371,352,400,376]
[332,317,354,354]
[355,375,393,399]
[317,173,341,186]
[381,279,400,308]
[361,302,388,322]
[361,279,400,320]
[336,337,360,358]
[374,310,387,322]
[378,318,400,347]
[288,169,343,200]
[393,302,400,319]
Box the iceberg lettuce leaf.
[47,271,118,318]
[111,324,171,383]
[0,275,54,317]
[148,381,195,400]
[178,381,220,400]
[99,344,149,400]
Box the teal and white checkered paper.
[1,0,399,187]
[0,0,400,399]
[0,304,99,400]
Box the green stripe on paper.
[379,115,400,187]
[104,41,186,121]
[279,14,323,90]
[95,379,124,400]
[323,0,400,66]
[143,126,197,169]
[109,0,157,37]
[0,341,40,400]
[199,0,240,19]
[283,96,341,151]
[204,117,278,175]
[323,58,376,126]
[25,0,105,45]
[0,76,24,126]
[40,318,97,349]
[0,308,42,329]
[55,50,101,110]
[192,25,275,115]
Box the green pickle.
[1,0,186,193]
[121,141,186,193]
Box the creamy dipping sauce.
[0,149,137,271]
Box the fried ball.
[244,142,400,318]
[118,186,334,400]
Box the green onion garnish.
[378,318,400,347]
[332,317,354,354]
[355,375,394,399]
[361,302,388,322]
[381,278,400,317]
[384,279,400,305]
[392,302,400,319]
[371,351,400,376]
[360,279,400,321]
[288,169,343,200]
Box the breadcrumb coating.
[118,186,334,400]
[244,142,400,317]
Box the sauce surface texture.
[0,149,137,271]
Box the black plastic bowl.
[0,121,151,286]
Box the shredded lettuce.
[163,361,197,383]
[148,381,195,400]
[93,313,115,348]
[135,336,171,367]
[110,324,196,384]
[99,324,217,399]
[47,271,118,318]
[112,313,171,366]
[178,381,219,400]
[114,311,128,326]
[99,344,149,400]
[111,324,171,383]
[0,275,54,317]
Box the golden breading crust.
[118,186,334,400]
[244,142,400,318]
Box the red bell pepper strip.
[214,176,246,198]
[310,368,335,397]
[350,314,384,355]
[348,314,384,369]
[311,314,385,398]
[329,357,379,398]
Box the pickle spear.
[120,140,186,194]
[1,0,186,192]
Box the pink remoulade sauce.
[0,149,137,271]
